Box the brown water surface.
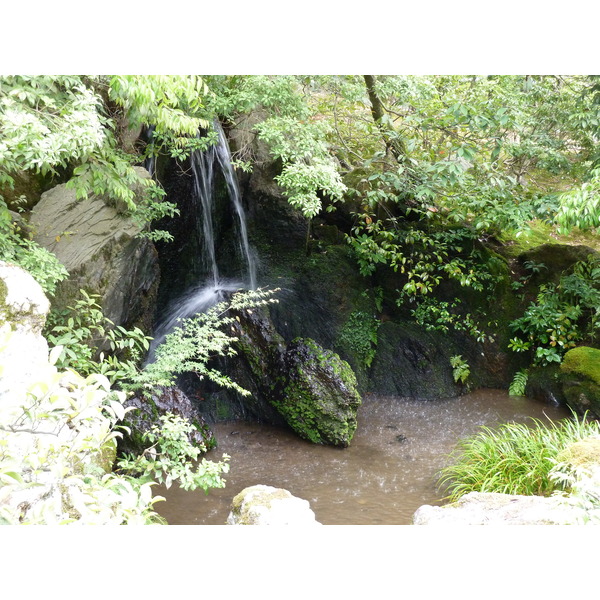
[154,389,570,525]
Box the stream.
[153,389,571,525]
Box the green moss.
[560,346,600,418]
[556,437,600,470]
[561,347,600,385]
[499,219,600,258]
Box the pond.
[153,389,570,525]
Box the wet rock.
[370,321,462,398]
[120,385,216,455]
[29,166,159,332]
[230,307,362,447]
[226,484,321,525]
[560,346,600,419]
[278,338,362,447]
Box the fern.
[509,368,529,396]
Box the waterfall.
[214,124,257,290]
[147,121,257,361]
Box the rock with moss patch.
[227,484,321,525]
[222,308,362,447]
[560,346,600,418]
[557,437,600,471]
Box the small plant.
[450,354,470,384]
[338,310,379,368]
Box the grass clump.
[438,413,600,503]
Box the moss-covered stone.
[276,338,361,447]
[560,346,600,418]
[556,437,600,470]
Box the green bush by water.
[438,413,600,503]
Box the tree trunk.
[363,75,407,162]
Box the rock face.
[0,261,50,401]
[560,346,600,419]
[227,484,321,525]
[413,491,584,525]
[29,166,159,331]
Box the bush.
[438,413,600,502]
[0,328,228,524]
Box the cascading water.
[147,121,257,360]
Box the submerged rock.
[227,484,321,525]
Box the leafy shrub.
[0,325,231,524]
[132,287,278,395]
[44,289,152,385]
[508,254,600,371]
[338,310,379,368]
[438,413,600,502]
[0,330,159,524]
[117,414,229,492]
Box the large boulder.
[229,307,362,447]
[0,261,50,401]
[560,346,600,419]
[226,484,321,525]
[29,166,159,331]
[277,338,361,446]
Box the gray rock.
[413,491,586,525]
[29,166,159,330]
[0,261,50,402]
[227,484,321,525]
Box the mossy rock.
[560,346,600,418]
[498,220,600,258]
[276,338,362,447]
[556,437,600,471]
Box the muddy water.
[153,389,570,525]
